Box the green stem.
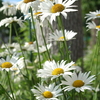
[79,92,82,100]
[9,23,12,44]
[6,72,15,100]
[0,39,12,56]
[57,16,70,62]
[0,84,13,100]
[30,7,42,68]
[47,19,54,32]
[95,31,100,85]
[13,24,29,77]
[58,77,67,100]
[28,19,33,62]
[72,90,75,100]
[90,31,100,87]
[39,22,51,60]
[58,42,64,60]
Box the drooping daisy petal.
[0,17,24,27]
[85,10,100,21]
[0,2,17,15]
[86,21,100,31]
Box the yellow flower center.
[72,64,77,66]
[24,0,35,3]
[12,68,18,71]
[1,62,13,68]
[51,4,65,13]
[34,12,42,15]
[40,0,44,1]
[96,25,100,29]
[52,68,64,75]
[8,5,13,7]
[73,80,84,87]
[40,0,53,1]
[96,14,100,16]
[29,42,33,44]
[58,36,64,40]
[42,91,53,98]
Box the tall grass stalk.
[6,72,15,100]
[13,24,29,77]
[57,16,70,62]
[9,23,12,44]
[30,7,42,69]
[0,84,13,100]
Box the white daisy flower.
[0,49,16,57]
[0,17,24,27]
[61,71,95,92]
[39,0,77,24]
[1,43,20,49]
[33,43,52,53]
[24,41,35,51]
[85,10,100,21]
[24,11,42,19]
[31,83,62,100]
[71,64,82,72]
[24,11,49,28]
[12,44,28,53]
[0,2,17,16]
[49,29,77,41]
[1,43,23,55]
[86,21,100,31]
[92,84,100,92]
[1,43,21,56]
[14,74,24,82]
[37,60,75,80]
[16,0,40,14]
[0,50,10,57]
[0,53,25,72]
[34,55,43,63]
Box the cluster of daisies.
[86,10,100,33]
[0,42,52,56]
[31,60,95,99]
[0,0,78,42]
[0,0,97,100]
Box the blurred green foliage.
[81,0,100,47]
[82,0,100,14]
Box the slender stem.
[47,20,54,32]
[30,7,42,68]
[90,31,100,87]
[6,72,15,100]
[13,24,29,77]
[58,42,64,60]
[0,39,12,56]
[29,19,33,62]
[9,23,12,44]
[57,16,70,62]
[39,22,51,60]
[0,84,13,100]
[58,77,67,100]
[95,31,100,85]
[29,19,32,41]
[72,90,75,100]
[79,92,82,100]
